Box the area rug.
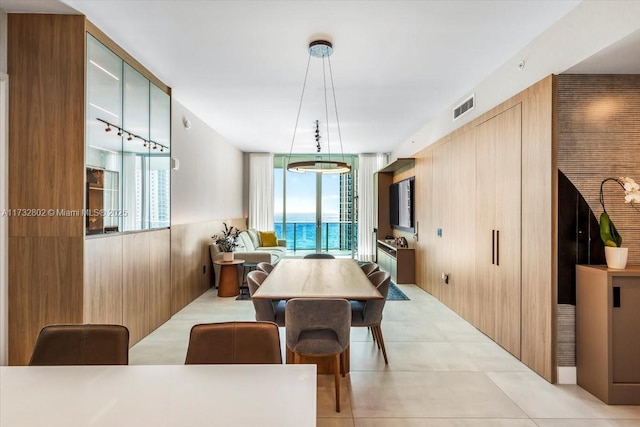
[387,282,410,301]
[235,281,409,301]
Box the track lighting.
[96,118,169,153]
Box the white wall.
[170,98,244,225]
[1,9,8,366]
[393,0,640,159]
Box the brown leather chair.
[29,324,129,366]
[185,321,282,364]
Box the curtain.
[357,153,389,261]
[249,153,274,231]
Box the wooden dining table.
[252,258,383,373]
[252,258,383,301]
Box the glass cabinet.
[85,35,170,235]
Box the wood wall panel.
[171,218,245,315]
[413,75,556,382]
[520,76,556,382]
[8,237,83,365]
[8,14,85,237]
[414,151,432,293]
[149,229,171,330]
[123,233,150,345]
[84,235,123,324]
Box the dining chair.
[29,324,129,366]
[360,262,379,276]
[285,298,351,412]
[247,270,286,326]
[256,262,275,274]
[185,321,282,364]
[351,270,391,364]
[303,253,335,259]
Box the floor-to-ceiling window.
[274,155,358,257]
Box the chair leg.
[374,325,389,364]
[369,326,376,343]
[334,353,341,412]
[372,326,381,350]
[340,350,346,377]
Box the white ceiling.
[1,0,602,154]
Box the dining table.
[0,364,316,427]
[252,258,383,373]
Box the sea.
[274,213,357,251]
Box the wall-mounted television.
[390,176,414,231]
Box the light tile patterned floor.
[130,284,640,426]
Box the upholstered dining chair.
[247,270,286,327]
[29,324,129,366]
[185,321,282,364]
[256,262,275,274]
[351,270,391,364]
[360,262,379,277]
[285,298,351,412]
[303,253,335,259]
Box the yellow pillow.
[259,231,278,247]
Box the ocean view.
[274,213,357,251]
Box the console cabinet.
[377,240,415,284]
[576,265,640,404]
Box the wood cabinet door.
[475,104,522,355]
[123,232,150,345]
[493,104,522,358]
[475,115,498,339]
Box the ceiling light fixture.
[286,39,351,174]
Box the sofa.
[210,229,287,288]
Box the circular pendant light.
[286,39,351,174]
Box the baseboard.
[557,366,577,384]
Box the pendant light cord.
[287,53,312,163]
[327,55,346,163]
[323,56,331,160]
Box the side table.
[213,259,245,297]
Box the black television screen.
[390,177,414,231]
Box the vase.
[222,252,234,262]
[604,246,628,269]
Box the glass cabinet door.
[122,64,150,231]
[149,85,171,228]
[86,35,123,234]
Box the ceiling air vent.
[453,94,475,121]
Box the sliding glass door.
[274,156,358,256]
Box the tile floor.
[130,284,640,426]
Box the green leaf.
[600,212,622,247]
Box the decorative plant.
[212,223,242,252]
[599,177,640,247]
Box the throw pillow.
[259,231,278,247]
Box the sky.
[274,169,341,221]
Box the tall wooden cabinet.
[412,76,555,381]
[475,104,522,357]
[8,14,172,364]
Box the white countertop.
[0,364,317,427]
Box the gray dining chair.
[185,321,282,364]
[360,262,379,276]
[303,253,335,259]
[247,270,286,327]
[351,270,391,364]
[29,324,129,366]
[256,262,275,274]
[285,298,351,412]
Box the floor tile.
[532,420,640,427]
[487,372,640,419]
[349,371,528,418]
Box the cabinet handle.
[491,230,495,265]
[496,230,500,266]
[613,287,621,308]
